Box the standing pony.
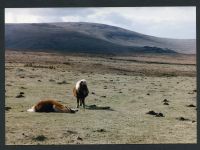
[73,79,89,108]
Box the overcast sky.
[5,7,196,39]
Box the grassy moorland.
[5,51,196,144]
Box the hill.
[5,22,196,54]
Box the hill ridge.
[5,22,196,54]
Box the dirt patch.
[146,111,165,117]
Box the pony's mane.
[75,79,87,90]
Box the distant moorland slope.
[5,22,196,54]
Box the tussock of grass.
[24,63,55,69]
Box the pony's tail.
[27,106,35,112]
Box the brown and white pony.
[27,99,78,113]
[73,79,89,108]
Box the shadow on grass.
[32,135,47,141]
[85,104,114,111]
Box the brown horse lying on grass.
[27,99,78,113]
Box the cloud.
[5,7,196,39]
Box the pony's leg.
[53,105,63,112]
[54,105,74,113]
[83,98,85,109]
[80,99,83,106]
[77,98,80,108]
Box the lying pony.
[27,99,78,113]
